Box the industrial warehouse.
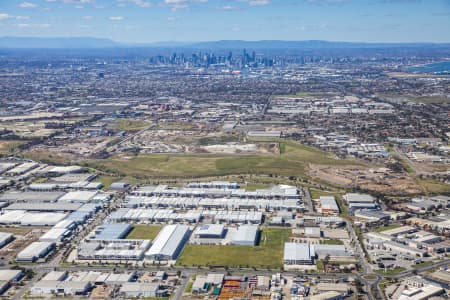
[145,224,190,261]
[0,157,447,299]
[283,243,352,267]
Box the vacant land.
[379,94,450,104]
[408,96,449,104]
[177,228,290,269]
[85,141,359,179]
[373,224,401,233]
[126,225,162,240]
[97,176,120,189]
[412,261,435,269]
[416,179,450,195]
[320,239,344,245]
[21,150,71,165]
[0,140,25,154]
[375,267,406,276]
[0,226,32,235]
[113,119,150,131]
[309,164,422,195]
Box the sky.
[0,0,449,43]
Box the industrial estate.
[0,24,449,300]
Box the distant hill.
[0,37,449,49]
[188,40,450,49]
[0,37,120,48]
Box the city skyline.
[0,0,450,43]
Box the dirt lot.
[0,227,47,260]
[90,285,112,299]
[309,164,422,195]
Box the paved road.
[174,271,190,300]
[347,221,382,300]
[303,188,315,214]
[13,270,44,300]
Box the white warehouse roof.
[39,228,70,243]
[231,225,259,246]
[145,224,190,260]
[284,243,315,262]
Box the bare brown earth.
[309,164,423,195]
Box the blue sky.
[0,0,449,43]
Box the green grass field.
[176,228,290,269]
[97,176,120,189]
[416,179,450,195]
[85,140,360,179]
[373,224,401,233]
[320,239,344,245]
[0,140,26,154]
[113,119,150,131]
[412,261,434,269]
[407,96,449,104]
[375,267,406,276]
[125,225,162,240]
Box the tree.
[323,254,330,272]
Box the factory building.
[4,202,81,212]
[194,224,226,239]
[145,224,190,261]
[132,184,300,201]
[231,225,259,246]
[16,242,55,262]
[344,193,378,212]
[119,283,166,298]
[0,232,13,249]
[0,191,64,203]
[108,208,202,224]
[31,281,92,296]
[187,181,240,189]
[283,243,316,265]
[0,211,67,226]
[319,196,339,215]
[0,269,23,295]
[314,244,351,260]
[58,191,98,203]
[39,227,71,243]
[354,209,390,224]
[77,239,151,261]
[27,183,60,191]
[283,243,351,265]
[90,223,131,240]
[123,195,300,211]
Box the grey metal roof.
[320,196,339,211]
[231,225,258,244]
[146,224,189,258]
[345,193,375,203]
[4,202,81,212]
[92,224,131,240]
[283,243,315,261]
[315,244,349,257]
[0,191,65,202]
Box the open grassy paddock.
[373,224,401,233]
[0,226,32,235]
[112,118,150,132]
[0,140,26,154]
[125,225,162,240]
[84,140,360,179]
[176,228,290,269]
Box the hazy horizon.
[0,0,450,43]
